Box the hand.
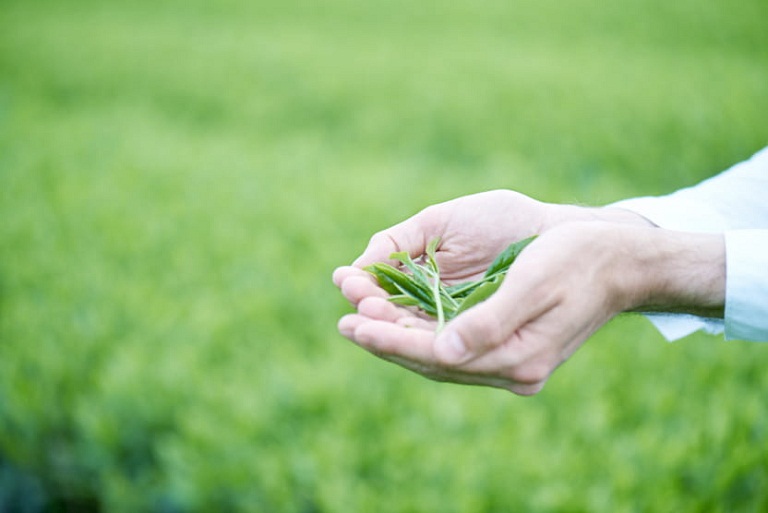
[333,189,564,359]
[347,189,652,280]
[336,222,634,395]
[334,192,724,395]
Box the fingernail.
[437,331,467,362]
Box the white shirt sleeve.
[724,230,768,341]
[611,146,768,342]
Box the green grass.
[1,0,767,511]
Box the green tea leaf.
[455,276,503,315]
[445,281,478,299]
[365,235,537,324]
[390,251,432,285]
[389,295,422,308]
[425,237,441,275]
[363,263,407,294]
[483,235,537,279]
[389,251,417,272]
[365,263,435,310]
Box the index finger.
[351,209,443,268]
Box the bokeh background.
[2,0,767,511]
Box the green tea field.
[1,0,767,511]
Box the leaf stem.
[433,271,445,332]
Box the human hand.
[334,212,724,395]
[350,190,554,281]
[333,190,559,349]
[335,222,630,395]
[333,189,651,322]
[340,189,653,285]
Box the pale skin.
[333,190,726,395]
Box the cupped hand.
[332,189,557,333]
[332,190,670,395]
[336,222,635,395]
[335,217,724,395]
[337,189,652,285]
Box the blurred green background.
[1,0,767,511]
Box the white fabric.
[611,146,768,342]
[724,230,768,341]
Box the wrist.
[622,228,726,318]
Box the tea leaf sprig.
[365,235,537,331]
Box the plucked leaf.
[390,251,431,285]
[364,262,433,306]
[483,235,537,279]
[389,295,422,308]
[445,281,479,299]
[424,237,441,275]
[455,276,503,315]
[365,235,537,323]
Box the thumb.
[433,278,532,365]
[434,308,508,365]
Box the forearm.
[597,147,768,341]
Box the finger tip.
[356,294,383,311]
[335,267,375,292]
[340,276,388,304]
[333,265,359,285]
[332,267,346,288]
[337,314,359,340]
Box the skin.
[333,190,725,395]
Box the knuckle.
[417,203,439,218]
[368,230,391,247]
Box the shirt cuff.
[639,313,723,341]
[610,196,728,233]
[724,230,768,342]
